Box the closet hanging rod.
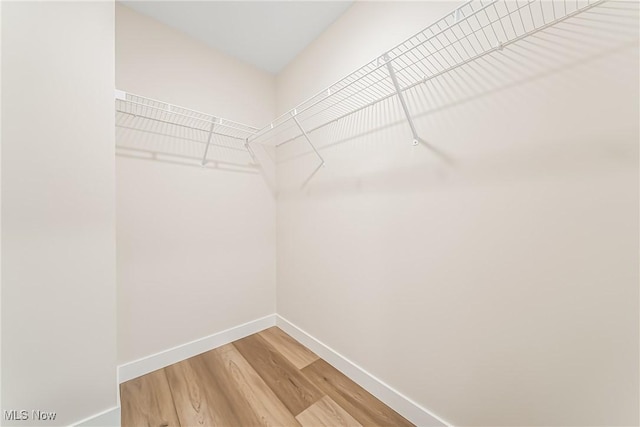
[116,107,248,142]
[115,90,259,141]
[116,90,257,131]
[248,0,498,143]
[116,100,247,134]
[248,0,610,148]
[271,0,610,148]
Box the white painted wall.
[3,3,634,426]
[0,0,4,419]
[115,4,277,365]
[1,2,116,425]
[275,2,639,426]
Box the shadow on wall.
[274,1,639,196]
[116,116,255,173]
[115,104,278,193]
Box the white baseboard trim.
[276,315,452,427]
[115,313,450,427]
[118,313,276,383]
[72,406,120,427]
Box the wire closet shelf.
[115,90,259,165]
[247,0,611,149]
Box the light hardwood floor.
[121,327,415,427]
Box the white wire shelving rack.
[115,90,258,166]
[247,0,615,166]
[114,0,634,177]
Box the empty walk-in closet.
[1,0,638,426]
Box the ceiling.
[120,1,353,74]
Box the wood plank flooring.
[121,327,415,427]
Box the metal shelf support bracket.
[291,112,325,188]
[291,112,325,167]
[382,53,420,146]
[201,119,216,166]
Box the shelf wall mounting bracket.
[292,113,325,167]
[201,119,216,166]
[382,53,421,146]
[115,89,127,101]
[244,137,258,163]
[292,112,325,188]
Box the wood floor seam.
[121,327,415,427]
[161,368,181,427]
